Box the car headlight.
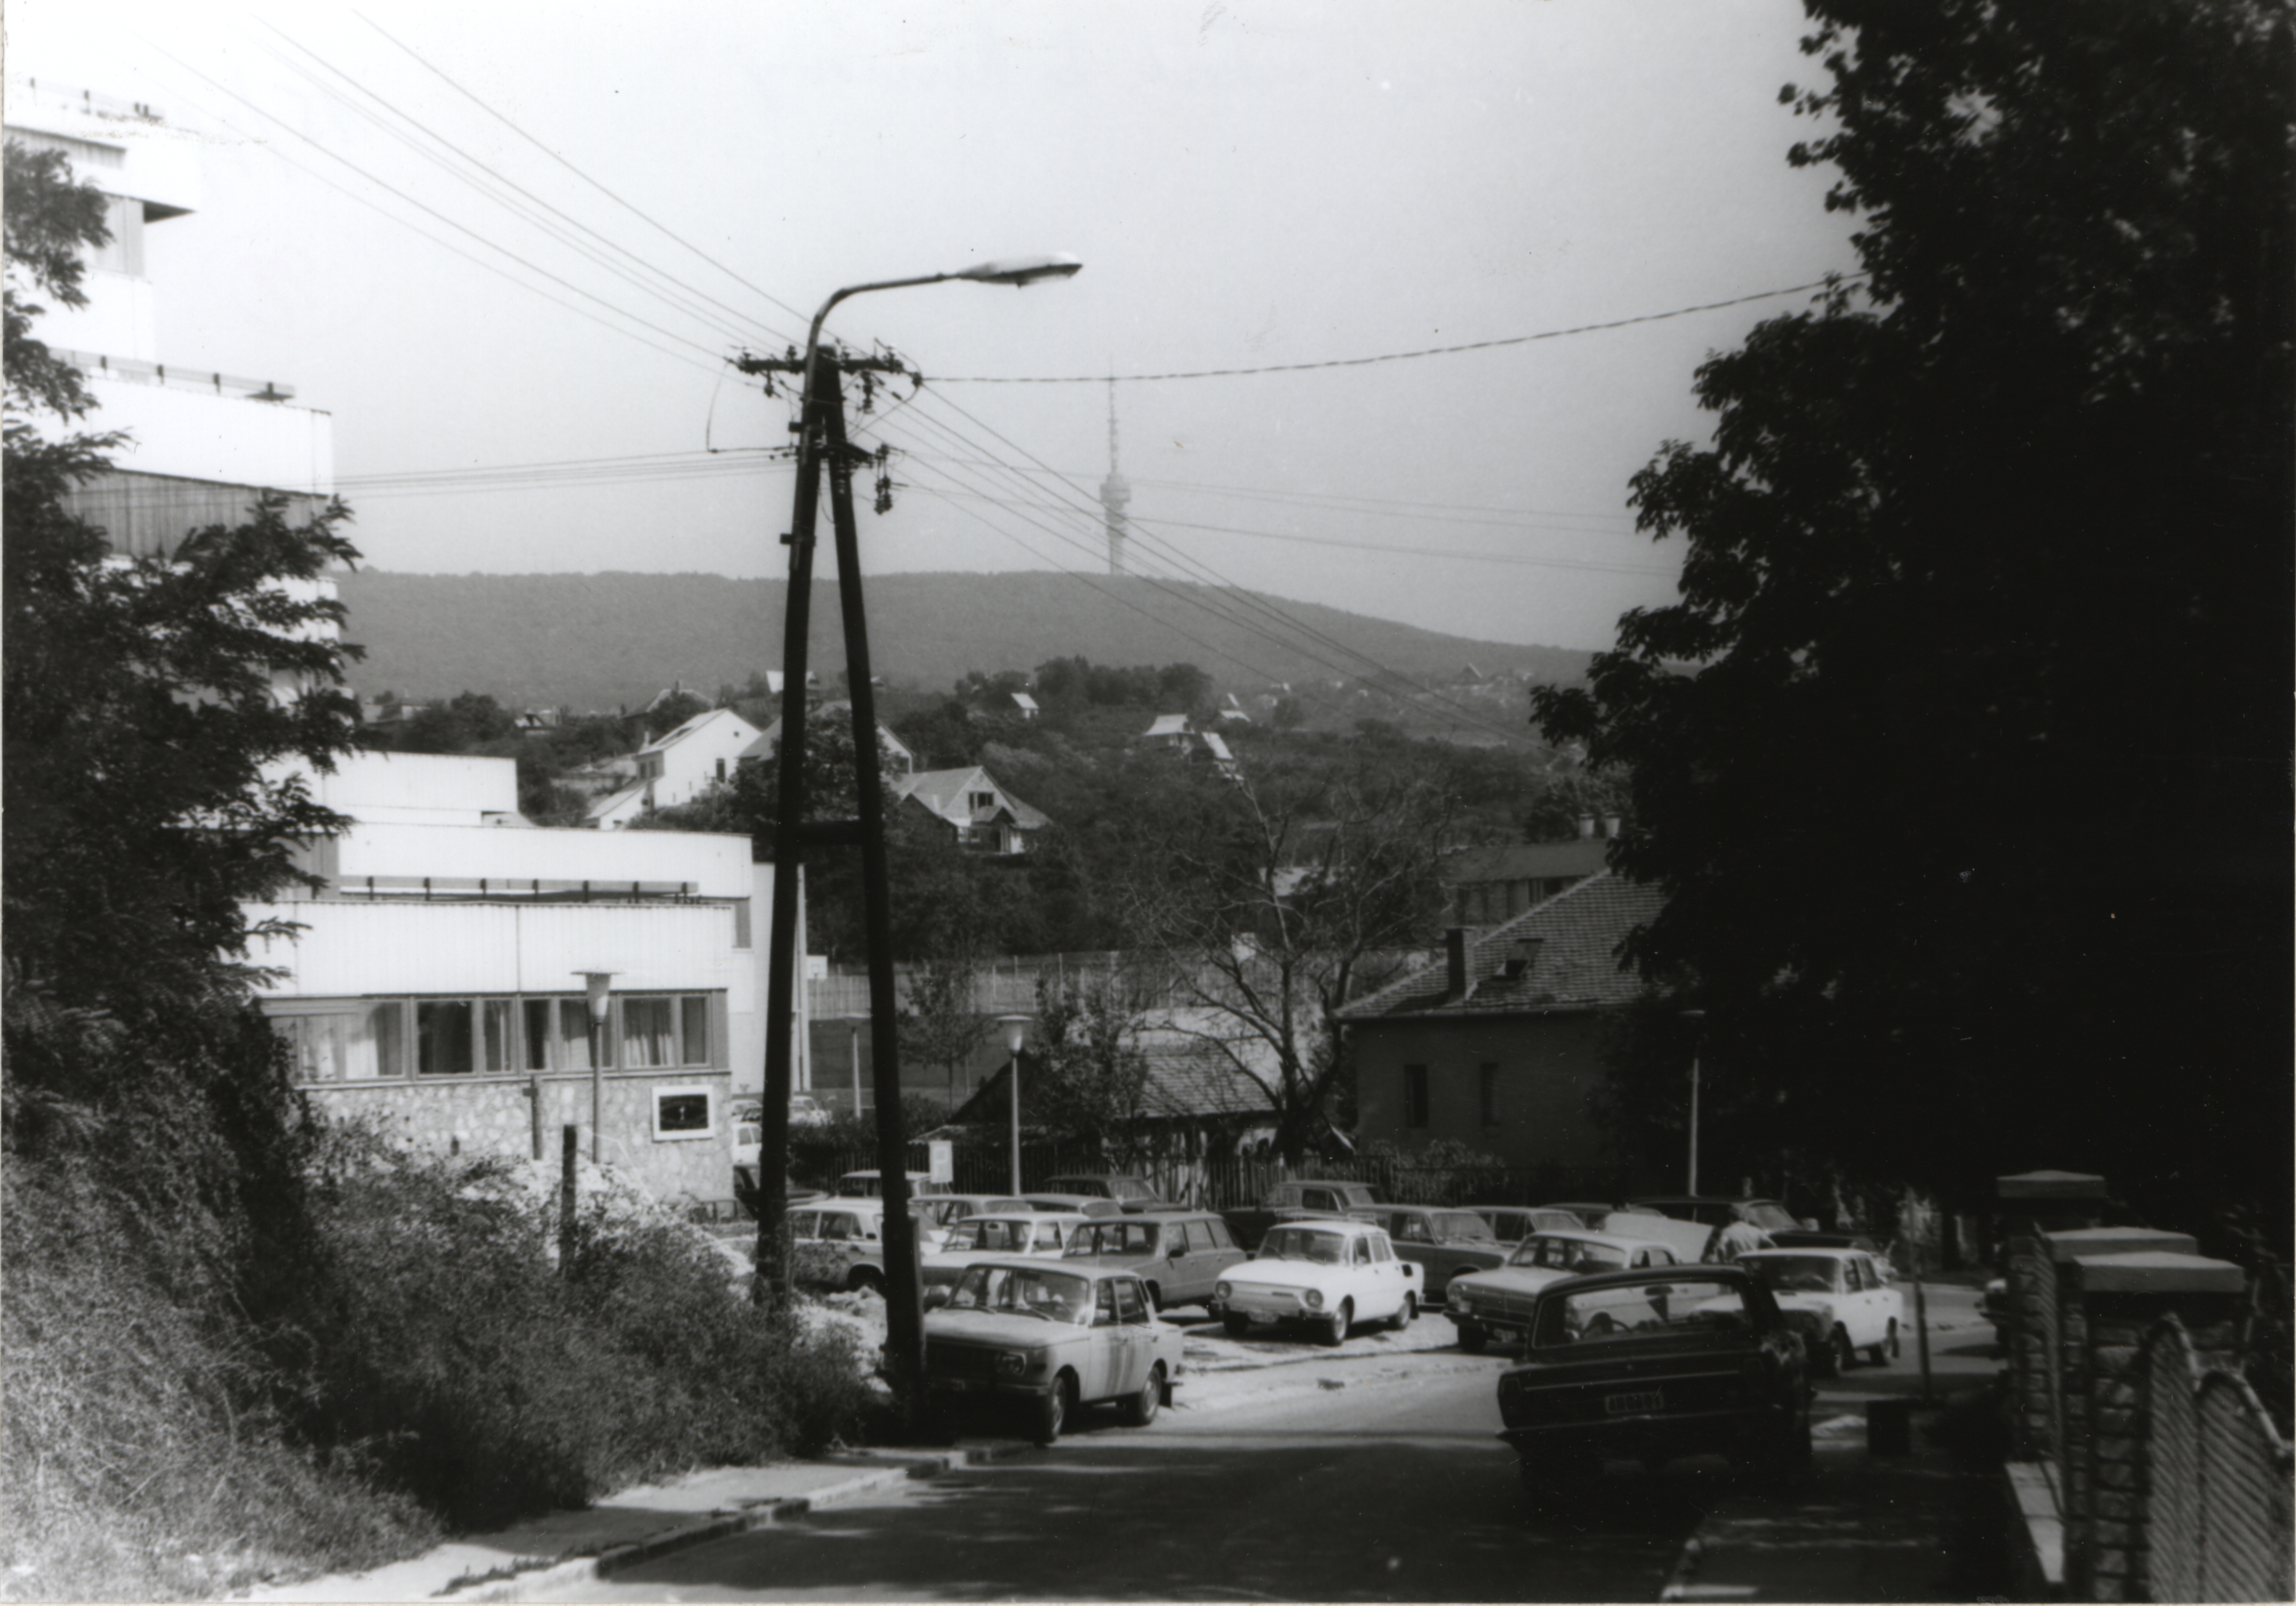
[1303,1289,1325,1311]
[1450,1287,1473,1314]
[996,1350,1030,1378]
[1215,1280,1231,1301]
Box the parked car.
[837,1169,949,1199]
[1019,1192,1125,1218]
[1221,1179,1386,1251]
[1592,1209,1717,1266]
[922,1211,1077,1289]
[1372,1206,1510,1302]
[1060,1210,1249,1313]
[916,1193,1032,1247]
[1042,1173,1174,1213]
[1496,1264,1812,1486]
[1475,1206,1590,1244]
[1445,1230,1684,1353]
[785,1199,890,1293]
[1534,1202,1626,1230]
[1768,1227,1892,1261]
[1622,1195,1801,1232]
[1733,1247,1904,1376]
[1214,1217,1422,1344]
[921,1259,1180,1444]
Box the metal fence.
[2143,1315,2295,1602]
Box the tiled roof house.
[1336,871,1664,1187]
[893,766,1051,856]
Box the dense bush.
[298,1130,872,1530]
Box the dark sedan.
[1495,1264,1811,1487]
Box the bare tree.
[1112,750,1449,1163]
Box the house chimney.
[1577,815,1598,840]
[1445,927,1473,1001]
[1602,813,1622,840]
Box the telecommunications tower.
[1098,378,1130,576]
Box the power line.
[354,10,817,336]
[148,45,742,371]
[896,390,1539,743]
[930,275,1865,383]
[259,21,789,353]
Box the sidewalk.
[1662,1393,2006,1603]
[235,1450,1024,1605]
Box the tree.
[898,953,991,1109]
[1533,3,2293,1215]
[1110,748,1451,1163]
[4,141,367,1040]
[1027,970,1153,1165]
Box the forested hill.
[334,570,1595,712]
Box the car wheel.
[1121,1362,1165,1427]
[1829,1326,1856,1375]
[1033,1372,1076,1447]
[1223,1312,1251,1338]
[1389,1292,1416,1331]
[1457,1320,1488,1354]
[1867,1320,1897,1367]
[1750,1396,1813,1487]
[1320,1299,1353,1347]
[1143,1283,1163,1314]
[847,1266,881,1295]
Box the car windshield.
[944,1264,1092,1325]
[1742,1201,1799,1232]
[954,1219,1041,1252]
[1065,1220,1162,1257]
[1743,1255,1841,1294]
[1509,1235,1625,1273]
[1534,1277,1753,1347]
[1259,1226,1350,1264]
[1434,1211,1496,1241]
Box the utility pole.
[742,340,927,1417]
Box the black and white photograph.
[5,2,2289,1600]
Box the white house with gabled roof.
[586,706,763,828]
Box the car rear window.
[1534,1276,1753,1347]
[1509,1234,1624,1272]
[1434,1211,1496,1240]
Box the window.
[968,790,995,812]
[1479,1062,1499,1126]
[417,1001,474,1076]
[732,898,752,950]
[1116,1279,1149,1325]
[1404,1063,1430,1129]
[622,994,715,1068]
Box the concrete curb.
[433,1448,1031,1602]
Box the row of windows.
[270,992,720,1083]
[1402,1063,1502,1130]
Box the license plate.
[1249,1311,1277,1326]
[1605,1389,1664,1415]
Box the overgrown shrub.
[297,1130,870,1529]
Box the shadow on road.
[590,1425,1747,1602]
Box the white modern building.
[247,752,807,1210]
[7,82,335,556]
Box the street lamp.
[574,971,618,1165]
[996,1014,1031,1194]
[1680,1009,1707,1195]
[750,254,1082,1426]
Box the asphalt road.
[540,1283,1995,1604]
[547,1367,1726,1602]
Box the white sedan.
[1214,1219,1422,1345]
[1732,1247,1904,1375]
[922,1211,1076,1289]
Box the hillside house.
[1439,831,1615,927]
[1141,714,1240,777]
[1336,872,1663,1190]
[894,766,1051,856]
[744,713,916,779]
[585,707,763,828]
[1011,692,1040,721]
[248,751,806,1211]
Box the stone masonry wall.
[309,1071,734,1211]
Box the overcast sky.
[10,1,1860,652]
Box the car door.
[1176,1217,1221,1302]
[1084,1279,1127,1403]
[1111,1276,1154,1399]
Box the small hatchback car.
[1495,1264,1811,1486]
[922,1259,1180,1444]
